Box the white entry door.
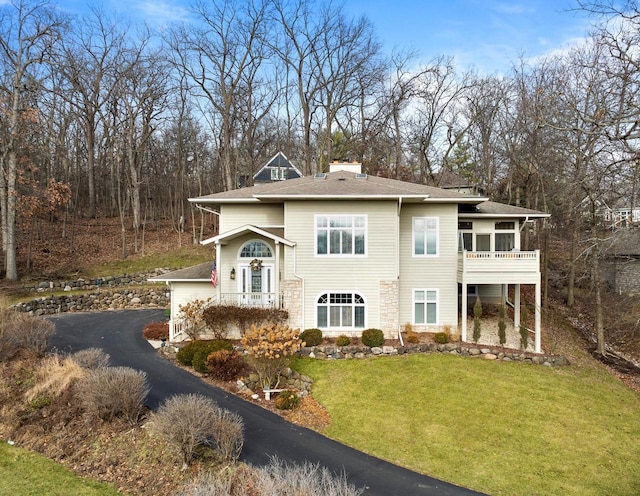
[238,264,274,306]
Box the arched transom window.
[239,240,273,258]
[316,292,365,329]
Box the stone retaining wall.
[13,288,170,316]
[30,269,168,293]
[299,343,568,366]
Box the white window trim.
[315,291,367,329]
[237,239,274,259]
[413,288,439,325]
[315,214,368,257]
[412,216,439,257]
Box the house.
[252,151,303,184]
[601,229,640,295]
[152,163,549,352]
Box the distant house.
[432,169,485,196]
[151,163,549,352]
[601,229,640,295]
[252,152,303,184]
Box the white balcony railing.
[458,250,540,279]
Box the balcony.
[457,250,540,285]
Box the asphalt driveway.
[49,309,483,496]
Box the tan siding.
[220,204,284,232]
[170,282,217,318]
[399,204,459,331]
[284,200,399,333]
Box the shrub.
[275,390,300,410]
[150,393,244,468]
[202,305,289,340]
[178,298,213,340]
[498,304,507,346]
[300,328,323,347]
[210,407,244,462]
[253,457,364,496]
[473,297,482,343]
[77,366,149,425]
[176,340,233,368]
[241,323,302,389]
[72,348,110,369]
[434,332,449,344]
[205,349,245,381]
[361,328,384,348]
[143,321,169,340]
[336,334,351,347]
[0,310,54,360]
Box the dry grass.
[25,355,86,403]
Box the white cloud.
[132,1,190,25]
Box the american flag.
[210,261,218,287]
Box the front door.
[238,264,274,306]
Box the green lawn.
[292,354,640,496]
[0,442,121,496]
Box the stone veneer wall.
[379,280,399,338]
[281,279,302,329]
[601,258,640,295]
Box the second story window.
[413,217,438,256]
[270,168,287,180]
[316,215,366,256]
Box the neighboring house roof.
[605,229,640,256]
[148,262,213,282]
[190,170,490,205]
[201,225,296,247]
[252,152,303,183]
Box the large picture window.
[414,289,438,325]
[316,292,366,328]
[316,215,366,255]
[413,217,438,256]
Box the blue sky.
[49,0,593,74]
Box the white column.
[215,242,221,302]
[461,282,468,342]
[535,280,541,353]
[514,284,521,330]
[275,242,281,308]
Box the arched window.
[239,240,272,258]
[316,292,365,329]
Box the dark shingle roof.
[191,170,487,204]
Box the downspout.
[397,197,404,347]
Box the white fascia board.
[202,224,295,247]
[461,213,550,218]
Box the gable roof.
[191,170,489,205]
[252,152,303,182]
[201,225,295,247]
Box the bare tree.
[0,0,66,280]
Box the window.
[317,292,365,328]
[476,234,491,252]
[270,168,287,180]
[240,241,272,258]
[495,221,515,251]
[413,217,438,256]
[316,215,366,255]
[414,289,438,325]
[458,221,473,251]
